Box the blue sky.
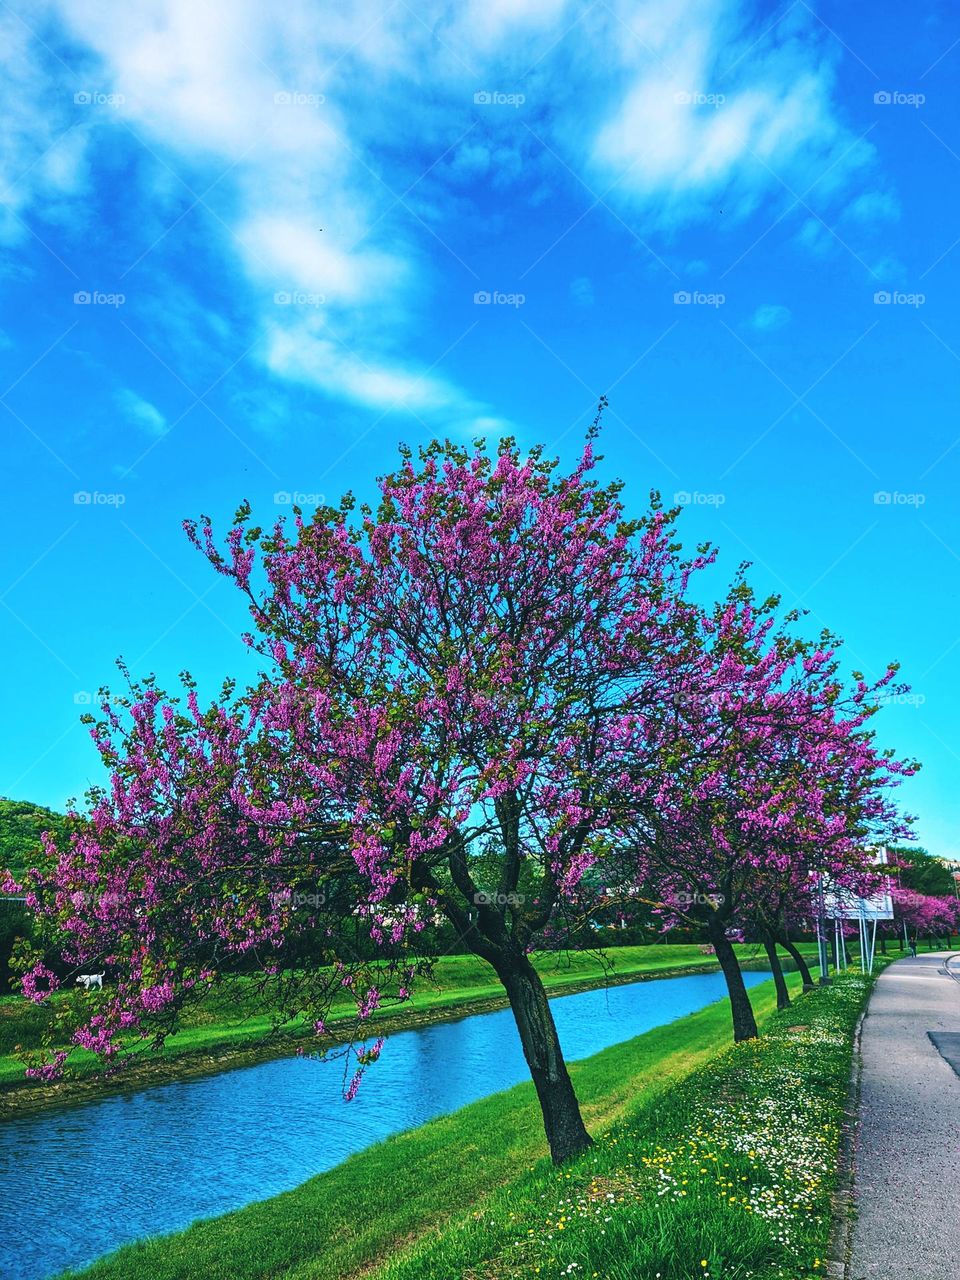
[1,0,958,856]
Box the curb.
[827,962,891,1279]
[940,951,960,983]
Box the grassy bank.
[380,970,874,1280]
[0,943,813,1110]
[55,965,873,1280]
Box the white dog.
[76,973,104,991]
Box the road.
[848,951,960,1279]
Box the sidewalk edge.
[827,981,872,1278]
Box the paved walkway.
[848,951,960,1279]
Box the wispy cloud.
[0,10,91,247]
[558,0,871,229]
[749,303,792,332]
[844,190,900,224]
[3,0,879,425]
[114,388,168,436]
[570,276,595,306]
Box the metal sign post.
[815,873,831,985]
[820,847,895,978]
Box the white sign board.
[823,885,894,921]
[820,846,895,922]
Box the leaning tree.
[619,578,915,1040]
[11,435,713,1165]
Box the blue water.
[0,967,769,1280]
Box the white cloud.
[42,0,474,419]
[265,325,462,413]
[795,216,834,256]
[0,11,92,245]
[6,0,879,427]
[586,11,862,229]
[749,303,791,332]
[869,254,909,285]
[450,0,572,49]
[115,389,168,435]
[845,191,900,224]
[239,216,405,306]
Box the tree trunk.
[494,953,594,1164]
[763,932,790,1009]
[779,936,815,991]
[707,918,758,1041]
[422,855,592,1167]
[880,935,887,954]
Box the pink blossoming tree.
[8,433,917,1165]
[619,578,916,1039]
[13,435,713,1164]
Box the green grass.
[54,967,864,1280]
[378,971,873,1280]
[0,943,814,1090]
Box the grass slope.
[59,970,849,1280]
[380,971,872,1280]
